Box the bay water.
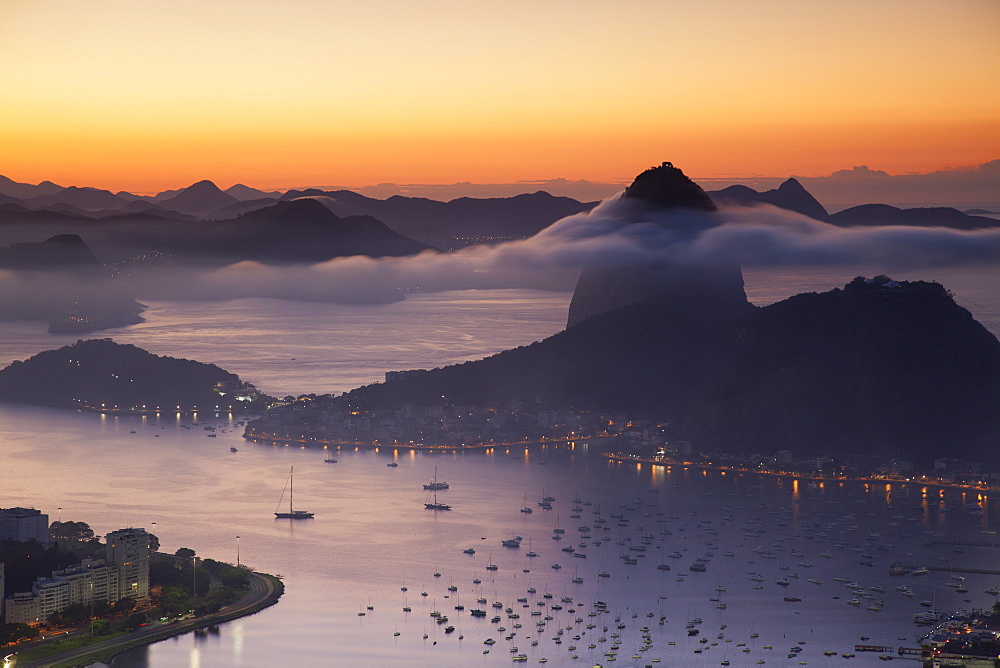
[0,272,998,667]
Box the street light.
[236,535,241,569]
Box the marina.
[3,403,997,666]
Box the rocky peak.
[622,161,717,211]
[566,162,751,329]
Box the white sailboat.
[423,465,449,490]
[275,466,314,519]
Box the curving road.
[16,571,279,668]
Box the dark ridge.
[0,339,271,411]
[157,180,239,216]
[831,204,999,229]
[279,188,595,242]
[709,178,830,221]
[0,233,101,271]
[340,275,1000,467]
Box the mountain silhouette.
[0,175,64,200]
[225,183,281,201]
[830,204,999,229]
[708,178,830,221]
[0,339,269,411]
[207,196,280,219]
[26,186,130,211]
[279,188,594,245]
[157,180,239,215]
[208,198,431,263]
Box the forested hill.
[0,339,271,412]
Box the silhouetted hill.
[0,235,144,331]
[0,339,271,412]
[216,198,430,262]
[207,196,280,219]
[709,178,830,221]
[567,162,751,328]
[0,197,430,266]
[342,276,1000,466]
[0,175,63,200]
[26,186,130,211]
[157,180,239,215]
[679,276,1000,464]
[830,204,999,229]
[280,188,594,242]
[0,233,102,270]
[225,183,281,201]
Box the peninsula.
[0,339,273,414]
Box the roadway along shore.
[16,571,283,668]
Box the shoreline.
[604,453,999,495]
[16,571,283,668]
[243,430,615,451]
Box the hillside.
[0,339,271,412]
[339,162,1000,466]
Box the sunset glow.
[2,0,998,192]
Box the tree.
[147,532,160,553]
[49,520,95,542]
[175,547,196,559]
[113,597,137,615]
[0,622,39,646]
[122,612,147,631]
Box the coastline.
[243,429,615,451]
[604,452,999,495]
[14,571,283,668]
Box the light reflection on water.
[0,279,997,666]
[0,404,997,667]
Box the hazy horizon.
[2,159,998,207]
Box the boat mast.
[289,466,294,513]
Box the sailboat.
[274,466,314,519]
[423,465,449,490]
[425,492,452,510]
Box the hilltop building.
[3,527,149,625]
[0,507,50,548]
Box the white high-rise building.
[106,528,150,602]
[3,528,149,624]
[0,507,49,547]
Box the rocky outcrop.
[566,162,752,328]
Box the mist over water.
[2,263,998,397]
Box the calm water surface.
[0,279,998,667]
[1,405,997,667]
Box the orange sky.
[1,0,998,193]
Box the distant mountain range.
[2,173,995,261]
